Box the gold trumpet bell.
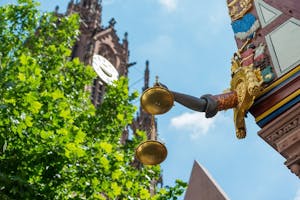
[141,85,174,115]
[135,140,167,165]
[136,78,170,165]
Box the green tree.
[0,0,186,199]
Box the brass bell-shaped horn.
[141,77,174,115]
[135,115,168,165]
[135,140,167,165]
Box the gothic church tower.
[66,0,157,158]
[66,0,129,106]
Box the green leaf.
[112,169,122,180]
[117,113,124,121]
[126,181,133,189]
[74,129,86,144]
[20,54,28,65]
[91,177,100,187]
[40,130,54,139]
[59,109,71,119]
[100,157,109,170]
[18,73,26,81]
[65,143,85,158]
[29,101,42,114]
[140,188,151,199]
[25,116,33,127]
[111,182,121,196]
[34,67,41,76]
[51,89,64,100]
[57,128,68,136]
[100,142,112,153]
[114,152,124,162]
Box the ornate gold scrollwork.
[230,60,263,138]
[227,0,253,21]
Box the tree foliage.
[0,0,186,199]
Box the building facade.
[227,0,300,177]
[67,0,129,106]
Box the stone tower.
[66,0,129,106]
[66,0,158,153]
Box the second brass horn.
[135,140,167,165]
[141,85,174,115]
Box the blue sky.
[1,0,299,199]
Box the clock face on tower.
[92,54,119,85]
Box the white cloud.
[158,0,177,12]
[294,187,300,200]
[170,112,216,139]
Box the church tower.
[66,2,160,177]
[66,0,129,106]
[65,1,159,160]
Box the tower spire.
[67,0,102,29]
[80,0,101,8]
[143,60,150,91]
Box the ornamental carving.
[227,0,254,21]
[285,155,300,178]
[98,44,117,67]
[230,45,264,138]
[266,116,300,144]
[231,66,263,138]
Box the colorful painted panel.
[254,0,282,28]
[266,18,300,76]
[231,13,260,40]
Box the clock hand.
[100,65,113,77]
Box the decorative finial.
[155,76,159,84]
[109,18,116,27]
[127,62,137,68]
[55,5,59,13]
